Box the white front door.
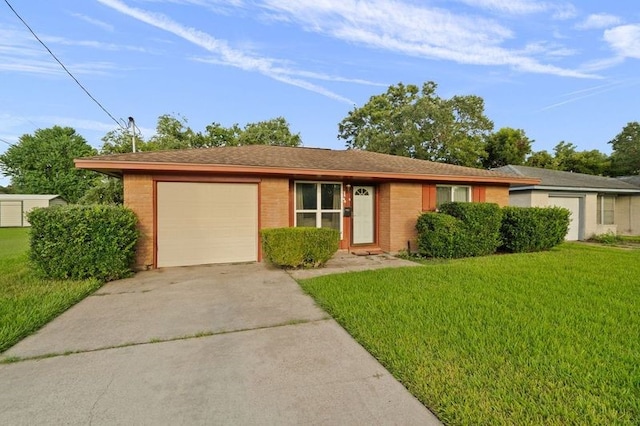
[352,186,375,244]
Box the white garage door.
[548,196,581,241]
[157,182,258,267]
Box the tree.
[78,177,124,205]
[237,117,301,147]
[609,122,640,176]
[483,127,533,168]
[338,82,494,167]
[100,128,148,154]
[525,150,555,168]
[134,114,301,152]
[0,126,98,203]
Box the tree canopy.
[483,127,533,168]
[525,142,611,176]
[0,126,98,203]
[100,114,301,155]
[609,122,640,176]
[338,82,494,167]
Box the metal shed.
[0,195,67,227]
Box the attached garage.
[548,196,582,241]
[156,182,258,267]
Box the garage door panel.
[157,182,258,267]
[548,196,580,241]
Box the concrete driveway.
[0,262,440,425]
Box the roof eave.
[74,159,540,185]
[510,185,640,194]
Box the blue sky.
[1,0,639,185]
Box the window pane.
[453,186,469,202]
[321,184,341,210]
[321,212,341,231]
[603,196,615,225]
[597,196,602,224]
[296,183,317,210]
[436,187,451,207]
[296,212,317,227]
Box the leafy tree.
[78,177,123,205]
[609,122,640,176]
[525,150,555,168]
[237,117,301,147]
[0,184,13,194]
[338,82,494,167]
[483,127,533,168]
[101,128,148,154]
[0,126,98,202]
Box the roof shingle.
[77,145,527,180]
[495,165,640,191]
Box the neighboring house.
[0,194,67,227]
[495,165,640,240]
[75,145,537,269]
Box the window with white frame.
[295,182,342,232]
[597,195,615,225]
[436,185,471,208]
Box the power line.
[3,0,125,130]
[0,137,15,147]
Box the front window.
[597,195,615,225]
[295,182,342,232]
[436,185,471,208]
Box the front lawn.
[0,228,100,353]
[299,243,640,425]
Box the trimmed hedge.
[416,202,503,259]
[500,206,570,253]
[261,227,340,268]
[439,202,503,256]
[416,212,464,258]
[27,205,138,281]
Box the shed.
[0,195,67,227]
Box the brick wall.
[123,174,154,269]
[260,178,289,229]
[484,185,510,207]
[379,182,422,253]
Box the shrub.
[261,227,340,268]
[500,206,570,253]
[439,202,503,257]
[590,231,622,245]
[28,205,138,281]
[416,212,464,258]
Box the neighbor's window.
[436,185,471,207]
[295,182,342,232]
[597,195,615,225]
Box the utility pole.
[128,116,136,153]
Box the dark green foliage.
[416,213,464,258]
[500,206,570,252]
[260,227,340,268]
[416,202,502,258]
[27,205,138,281]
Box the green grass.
[299,243,640,425]
[0,228,101,353]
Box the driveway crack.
[88,373,114,425]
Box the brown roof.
[75,145,539,185]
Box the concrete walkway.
[0,260,440,425]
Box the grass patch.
[299,243,640,425]
[0,228,101,353]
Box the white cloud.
[455,0,576,18]
[41,36,150,53]
[0,28,125,76]
[604,24,640,59]
[575,13,622,30]
[260,0,594,78]
[97,0,358,104]
[71,13,115,32]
